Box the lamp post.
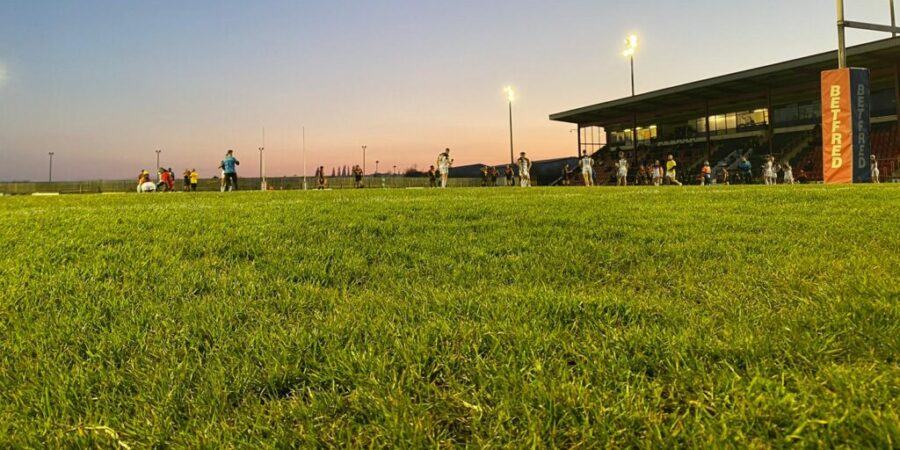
[623,34,638,96]
[155,149,162,181]
[48,152,55,182]
[504,86,516,166]
[259,146,266,191]
[375,160,380,175]
[302,127,307,190]
[393,165,397,176]
[362,145,367,175]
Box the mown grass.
[0,186,898,448]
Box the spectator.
[481,165,490,187]
[354,165,364,188]
[182,169,191,191]
[701,161,712,186]
[189,169,199,191]
[316,166,327,190]
[166,168,175,192]
[738,157,752,184]
[505,165,515,186]
[137,170,153,193]
[157,168,173,192]
[490,166,499,186]
[562,164,572,186]
[427,165,437,188]
[718,165,730,186]
[651,160,663,186]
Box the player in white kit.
[781,161,795,185]
[763,156,776,185]
[616,151,629,187]
[871,155,880,184]
[651,160,663,186]
[580,153,594,187]
[517,152,532,187]
[437,148,453,188]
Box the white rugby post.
[361,145,367,175]
[836,0,900,68]
[48,152,55,182]
[155,149,162,180]
[259,127,267,191]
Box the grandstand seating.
[558,123,898,185]
[790,123,898,182]
[872,124,898,180]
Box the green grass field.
[1,186,898,448]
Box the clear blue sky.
[0,0,893,181]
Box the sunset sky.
[0,0,894,181]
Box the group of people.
[458,150,535,188]
[138,150,236,193]
[563,152,685,187]
[137,168,199,192]
[136,147,885,193]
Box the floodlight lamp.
[505,86,516,102]
[627,35,638,49]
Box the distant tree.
[331,168,336,177]
[404,167,426,177]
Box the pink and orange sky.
[0,0,893,181]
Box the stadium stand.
[551,37,900,183]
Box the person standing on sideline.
[221,150,240,191]
[490,166,499,186]
[871,155,880,183]
[665,154,682,186]
[505,165,515,186]
[427,165,437,188]
[580,152,594,187]
[480,165,490,187]
[316,166,328,190]
[137,170,152,192]
[718,165,730,186]
[763,156,776,185]
[189,169,199,191]
[166,168,176,192]
[353,165,364,188]
[616,151,629,187]
[517,152,532,187]
[651,160,663,186]
[562,164,572,186]
[182,169,191,191]
[157,168,172,192]
[738,157,752,184]
[437,148,453,188]
[701,161,712,186]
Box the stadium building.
[551,37,900,184]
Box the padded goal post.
[821,68,872,184]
